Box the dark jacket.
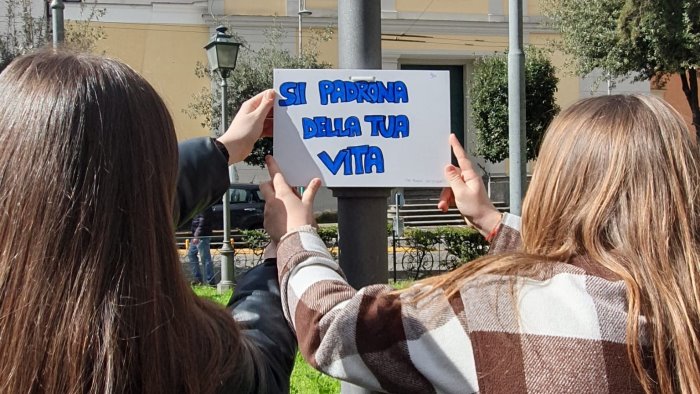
[176,138,296,393]
[190,206,214,237]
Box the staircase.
[388,188,509,227]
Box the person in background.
[0,49,295,393]
[262,94,700,393]
[188,206,215,285]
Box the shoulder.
[456,263,629,344]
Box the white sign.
[273,69,451,187]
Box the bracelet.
[212,138,230,162]
[484,222,501,242]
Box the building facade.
[14,0,693,210]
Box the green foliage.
[403,228,440,251]
[470,47,560,163]
[317,225,338,259]
[314,210,338,224]
[542,0,699,81]
[317,225,338,247]
[192,284,232,306]
[541,0,700,135]
[0,0,106,72]
[185,23,333,167]
[239,229,269,250]
[389,280,414,290]
[436,226,489,265]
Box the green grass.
[192,285,341,394]
[191,285,233,305]
[389,279,415,290]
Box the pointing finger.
[450,134,476,173]
[260,181,275,201]
[272,172,294,198]
[445,164,468,199]
[265,155,282,180]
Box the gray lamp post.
[50,0,65,48]
[298,0,312,57]
[204,25,241,293]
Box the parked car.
[179,184,265,232]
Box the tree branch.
[680,69,700,139]
[680,69,692,102]
[688,69,700,139]
[688,68,699,113]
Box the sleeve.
[487,212,523,254]
[227,258,297,394]
[174,137,230,228]
[276,227,480,393]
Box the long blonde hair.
[422,94,700,393]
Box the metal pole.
[298,0,311,58]
[336,1,387,393]
[507,0,526,215]
[392,230,397,283]
[50,0,65,48]
[218,72,235,292]
[298,7,302,57]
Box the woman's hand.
[217,89,275,165]
[260,156,321,243]
[438,134,502,237]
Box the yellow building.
[60,0,657,209]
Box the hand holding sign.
[261,155,321,243]
[217,89,275,165]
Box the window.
[230,188,249,203]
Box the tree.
[470,47,560,163]
[0,0,106,72]
[184,24,333,167]
[542,0,700,137]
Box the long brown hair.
[421,95,700,393]
[0,50,250,393]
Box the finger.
[449,134,475,173]
[445,164,468,198]
[437,187,454,212]
[265,155,282,180]
[272,172,295,198]
[301,178,322,206]
[260,181,275,202]
[239,89,269,113]
[253,89,275,116]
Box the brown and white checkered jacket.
[276,214,646,393]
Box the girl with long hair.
[263,94,700,393]
[0,50,295,393]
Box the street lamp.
[50,0,65,48]
[204,25,241,293]
[298,0,312,57]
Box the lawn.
[192,285,341,393]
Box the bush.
[436,227,489,269]
[315,211,338,224]
[317,225,339,259]
[471,47,560,163]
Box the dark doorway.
[400,64,465,148]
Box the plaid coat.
[276,214,646,393]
